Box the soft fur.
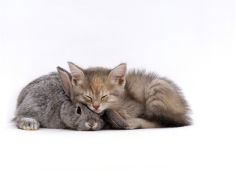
[68,62,191,129]
[14,67,105,131]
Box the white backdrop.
[0,0,235,176]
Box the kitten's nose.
[93,104,100,110]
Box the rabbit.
[14,67,107,131]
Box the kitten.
[67,62,191,129]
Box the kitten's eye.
[76,106,81,114]
[85,95,92,102]
[101,95,108,101]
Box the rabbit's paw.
[17,118,40,130]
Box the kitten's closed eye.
[101,95,108,101]
[84,95,92,102]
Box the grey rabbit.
[14,67,111,131]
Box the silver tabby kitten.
[68,62,191,129]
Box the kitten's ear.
[67,62,85,86]
[108,63,127,87]
[57,67,74,100]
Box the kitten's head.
[57,66,104,131]
[68,62,127,113]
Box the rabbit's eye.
[77,107,81,114]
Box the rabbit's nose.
[85,120,97,130]
[88,121,94,127]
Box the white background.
[0,0,235,176]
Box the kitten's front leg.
[105,109,129,129]
[105,110,161,130]
[125,118,161,129]
[120,110,161,129]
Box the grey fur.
[68,62,191,129]
[14,68,105,131]
[126,69,191,127]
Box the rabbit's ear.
[67,62,85,86]
[57,67,74,100]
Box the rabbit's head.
[57,67,105,131]
[60,101,104,131]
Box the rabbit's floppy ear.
[57,67,74,100]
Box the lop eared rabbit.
[14,67,108,131]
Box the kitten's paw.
[17,118,40,130]
[123,124,136,130]
[105,109,129,129]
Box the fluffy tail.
[145,77,192,127]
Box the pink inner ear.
[118,78,124,85]
[72,73,81,80]
[114,76,125,86]
[72,78,78,85]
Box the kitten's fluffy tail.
[145,77,191,127]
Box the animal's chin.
[95,110,105,115]
[76,126,97,131]
[89,108,105,114]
